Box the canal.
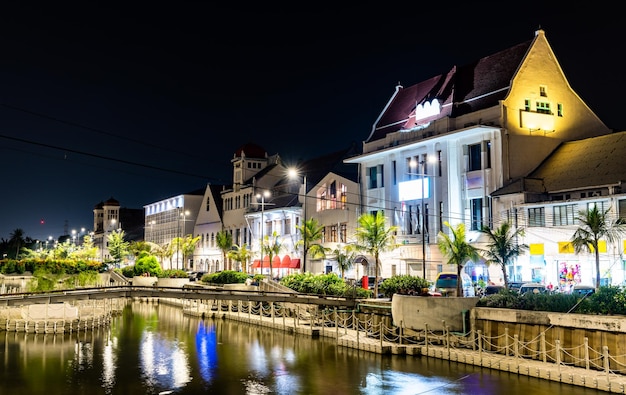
[0,301,610,395]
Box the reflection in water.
[0,301,610,395]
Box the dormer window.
[539,85,547,97]
[414,99,441,122]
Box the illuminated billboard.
[398,178,430,201]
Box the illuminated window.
[536,101,551,114]
[340,184,347,209]
[528,207,545,227]
[553,204,576,226]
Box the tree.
[262,231,283,279]
[181,235,201,270]
[479,221,528,288]
[8,228,25,259]
[227,243,252,273]
[437,221,480,297]
[216,230,233,271]
[107,229,130,268]
[332,244,357,279]
[571,205,626,290]
[296,218,328,272]
[354,211,399,298]
[170,237,185,270]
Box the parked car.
[506,281,524,292]
[518,282,547,295]
[571,284,595,296]
[356,276,384,290]
[187,271,206,282]
[434,272,475,297]
[483,285,505,296]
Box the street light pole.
[256,191,270,275]
[420,161,427,280]
[288,168,309,273]
[409,158,432,280]
[303,174,307,274]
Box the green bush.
[160,269,188,278]
[278,273,371,298]
[134,253,162,277]
[476,286,626,316]
[202,270,248,284]
[379,275,431,298]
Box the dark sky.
[1,3,624,241]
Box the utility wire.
[0,132,220,181]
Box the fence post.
[514,334,519,358]
[399,320,403,345]
[604,346,610,377]
[583,337,589,370]
[425,323,429,354]
[445,325,450,353]
[380,322,383,348]
[556,340,561,370]
[541,333,546,362]
[505,328,509,357]
[335,308,339,341]
[478,330,483,361]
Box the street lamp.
[255,191,271,275]
[177,209,190,270]
[288,168,307,273]
[409,156,435,280]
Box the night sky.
[1,3,624,241]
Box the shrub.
[278,273,371,298]
[203,270,248,284]
[379,275,431,298]
[160,269,188,278]
[134,254,162,277]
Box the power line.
[0,132,223,182]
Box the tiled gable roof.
[367,38,532,143]
[528,131,626,192]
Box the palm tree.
[437,221,480,297]
[332,244,357,280]
[181,235,201,271]
[354,211,399,298]
[216,230,233,271]
[296,218,327,272]
[479,221,528,289]
[227,243,252,273]
[262,231,283,279]
[571,205,626,290]
[170,237,185,269]
[8,228,25,259]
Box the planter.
[132,276,158,286]
[157,277,190,288]
[391,294,479,332]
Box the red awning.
[252,259,261,268]
[289,258,301,269]
[280,255,292,268]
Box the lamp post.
[256,191,271,275]
[288,169,307,273]
[409,157,434,280]
[177,209,190,270]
